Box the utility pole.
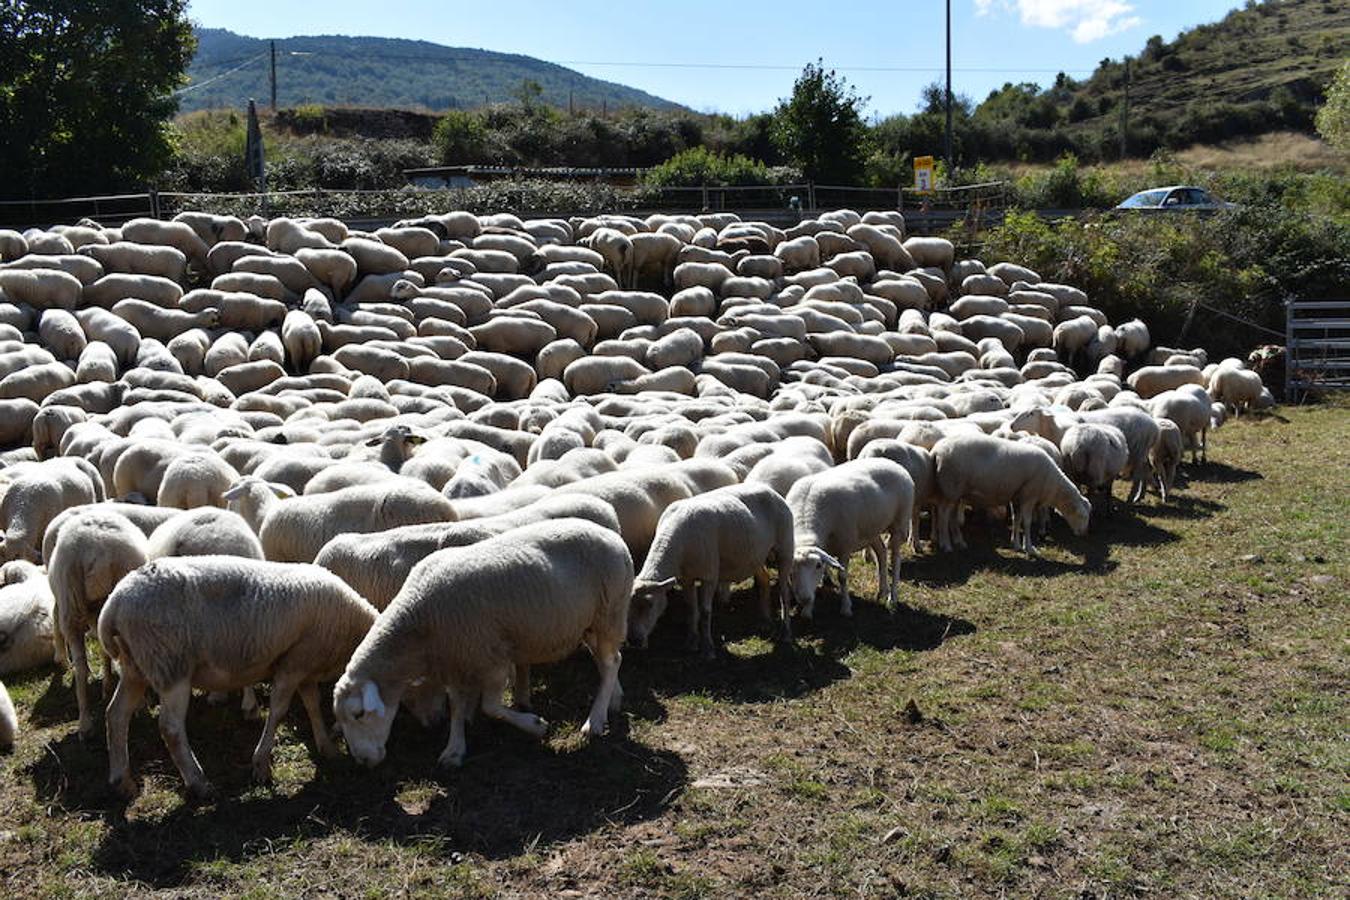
[270,41,278,111]
[944,0,954,171]
[1119,57,1130,159]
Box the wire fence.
[0,181,1023,232]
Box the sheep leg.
[681,579,701,653]
[105,663,149,800]
[512,664,533,712]
[697,581,717,658]
[870,538,889,604]
[157,680,211,800]
[251,673,301,784]
[298,682,337,760]
[581,637,623,740]
[838,556,854,618]
[480,667,548,738]
[100,647,116,702]
[753,567,772,625]
[911,508,923,553]
[1200,428,1208,464]
[888,533,903,611]
[438,688,472,768]
[241,686,261,720]
[777,570,793,644]
[69,630,95,739]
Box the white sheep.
[314,493,619,611]
[146,508,264,561]
[0,457,105,564]
[333,519,634,768]
[99,556,378,798]
[156,451,242,509]
[628,482,794,655]
[1059,423,1129,501]
[253,479,456,563]
[786,459,915,618]
[933,433,1090,556]
[48,509,148,737]
[1150,418,1183,501]
[0,561,55,675]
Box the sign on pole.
[913,155,935,193]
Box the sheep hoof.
[110,776,137,801]
[522,714,548,738]
[186,781,217,804]
[579,718,606,741]
[77,721,97,742]
[437,748,465,769]
[251,760,273,785]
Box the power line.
[175,52,268,95]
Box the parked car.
[1115,185,1237,212]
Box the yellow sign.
[913,155,935,193]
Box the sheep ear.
[222,482,248,500]
[655,576,678,591]
[361,681,386,718]
[408,434,427,445]
[270,483,296,500]
[363,436,382,447]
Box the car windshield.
[1121,189,1169,208]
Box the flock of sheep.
[0,206,1275,800]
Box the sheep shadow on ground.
[26,687,686,883]
[10,664,74,728]
[628,590,971,719]
[1188,460,1263,485]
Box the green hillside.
[965,0,1350,160]
[180,28,681,114]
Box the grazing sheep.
[0,458,104,564]
[0,561,55,675]
[933,433,1090,556]
[1150,418,1183,501]
[146,508,264,561]
[1060,423,1129,502]
[257,480,457,563]
[628,482,794,655]
[99,557,379,798]
[48,509,148,737]
[156,451,241,509]
[786,459,915,618]
[315,493,619,611]
[333,519,634,768]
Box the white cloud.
[975,0,1143,43]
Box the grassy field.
[1,401,1346,899]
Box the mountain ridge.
[181,27,682,114]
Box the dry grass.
[1007,132,1348,178]
[1,401,1346,898]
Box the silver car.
[1115,185,1237,212]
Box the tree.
[0,2,195,199]
[772,61,869,184]
[1315,60,1350,154]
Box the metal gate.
[1286,298,1350,400]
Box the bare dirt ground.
[1,401,1345,899]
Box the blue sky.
[187,0,1245,117]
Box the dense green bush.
[981,202,1350,360]
[641,147,798,187]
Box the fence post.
[701,183,708,211]
[807,182,816,212]
[1284,295,1294,403]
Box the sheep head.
[627,577,677,647]
[789,547,844,619]
[333,676,398,768]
